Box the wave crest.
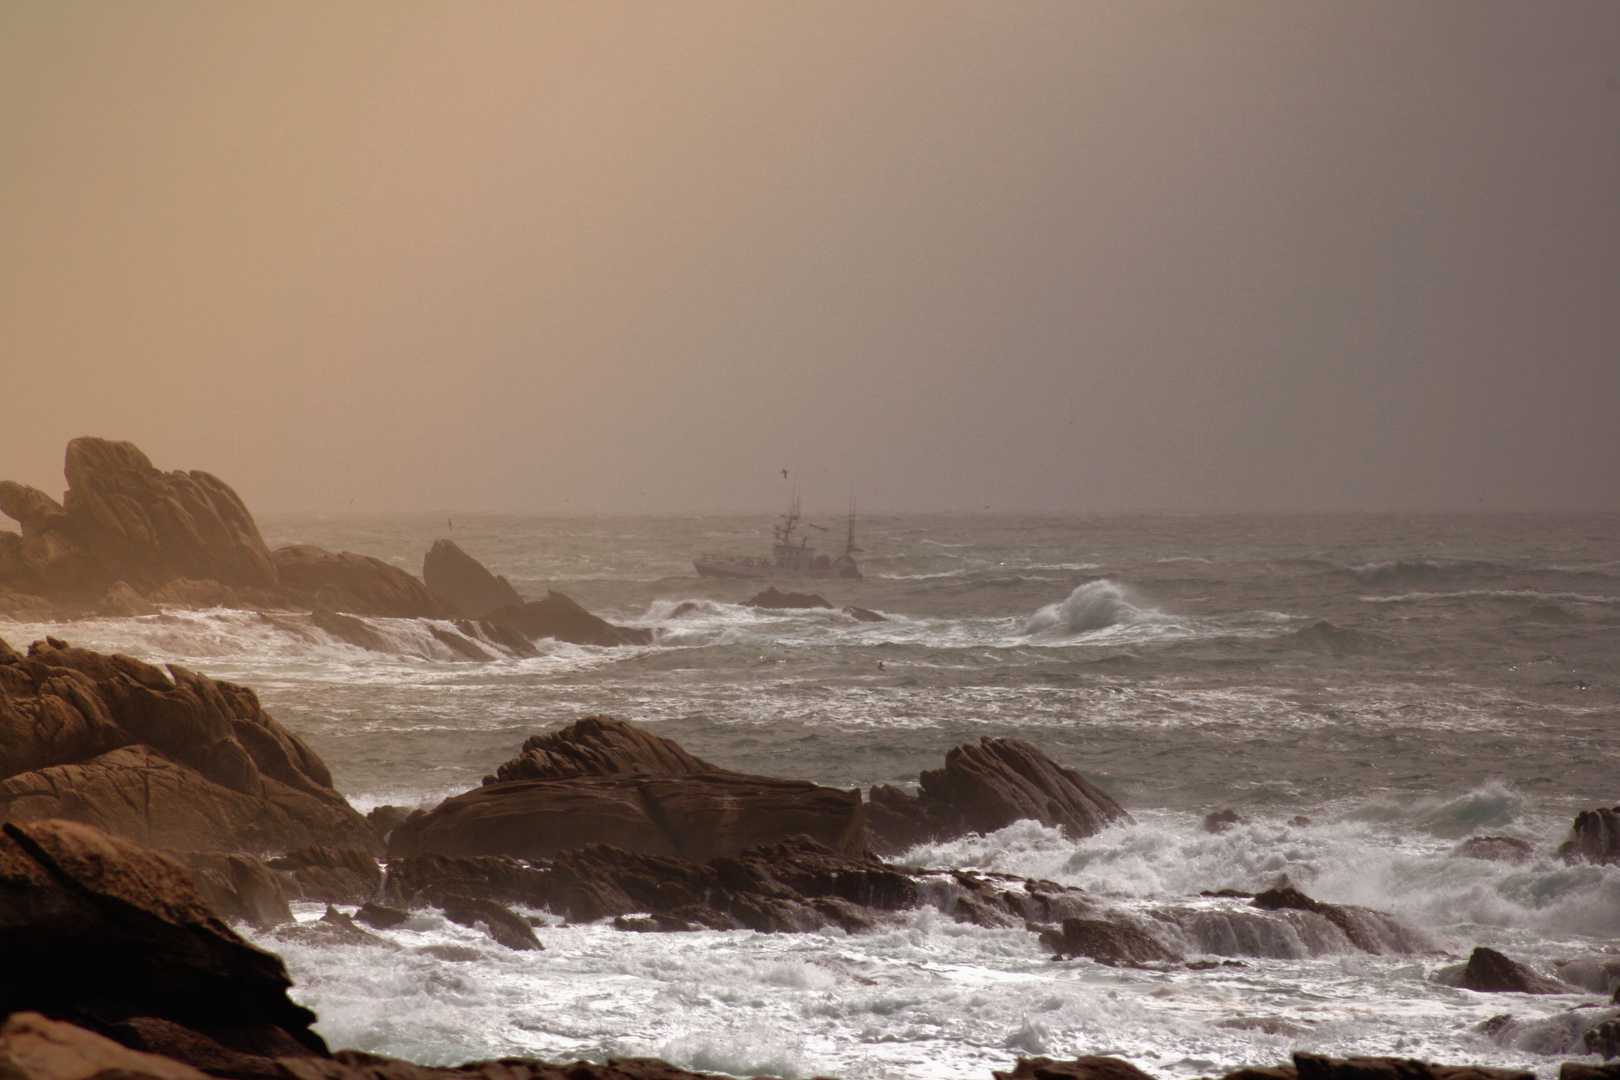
[1024,579,1153,636]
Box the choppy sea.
[5,512,1618,1079]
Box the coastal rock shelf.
[2,815,1599,1080]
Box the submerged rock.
[1204,809,1247,833]
[1451,836,1536,863]
[842,604,887,622]
[485,592,652,647]
[746,586,832,609]
[1038,916,1181,965]
[422,539,524,619]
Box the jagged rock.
[1458,946,1573,994]
[0,635,378,855]
[0,1011,211,1080]
[1204,809,1246,833]
[455,619,539,658]
[1037,916,1181,965]
[388,770,867,863]
[746,586,831,609]
[272,546,457,620]
[1251,886,1389,954]
[492,715,716,783]
[437,893,543,950]
[485,592,652,647]
[382,852,553,909]
[271,905,397,950]
[1587,1020,1620,1060]
[1451,836,1536,863]
[0,438,277,600]
[422,539,523,619]
[866,737,1130,854]
[994,1057,1157,1080]
[173,851,293,929]
[354,902,411,930]
[1558,807,1620,866]
[100,581,160,617]
[265,846,382,905]
[0,818,327,1057]
[842,605,886,622]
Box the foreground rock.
[0,818,326,1058]
[421,539,523,619]
[866,736,1131,854]
[1558,807,1620,866]
[0,635,377,855]
[485,592,652,646]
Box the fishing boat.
[694,497,862,579]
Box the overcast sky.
[3,2,1617,515]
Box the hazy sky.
[3,2,1617,514]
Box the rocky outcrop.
[993,1057,1157,1080]
[746,586,831,609]
[264,846,383,905]
[1038,916,1182,965]
[387,770,867,863]
[1457,946,1573,994]
[271,546,457,620]
[485,592,652,647]
[0,1011,211,1080]
[421,539,523,619]
[842,604,886,622]
[0,438,278,602]
[866,736,1130,854]
[1558,807,1620,866]
[0,635,377,856]
[491,716,716,783]
[0,818,327,1058]
[0,438,476,622]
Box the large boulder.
[0,817,326,1058]
[387,771,867,863]
[271,546,457,620]
[866,736,1130,854]
[421,539,523,619]
[0,636,377,856]
[1558,807,1620,866]
[0,438,277,600]
[485,592,652,647]
[1457,946,1573,994]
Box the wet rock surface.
[1451,836,1536,863]
[1558,807,1620,866]
[1458,946,1574,995]
[485,591,653,646]
[866,736,1131,853]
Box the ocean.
[5,511,1617,1080]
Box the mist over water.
[8,511,1617,1078]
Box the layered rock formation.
[0,635,376,855]
[865,736,1131,854]
[421,539,523,619]
[0,438,278,605]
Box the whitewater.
[5,512,1616,1079]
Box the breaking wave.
[1023,580,1161,636]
